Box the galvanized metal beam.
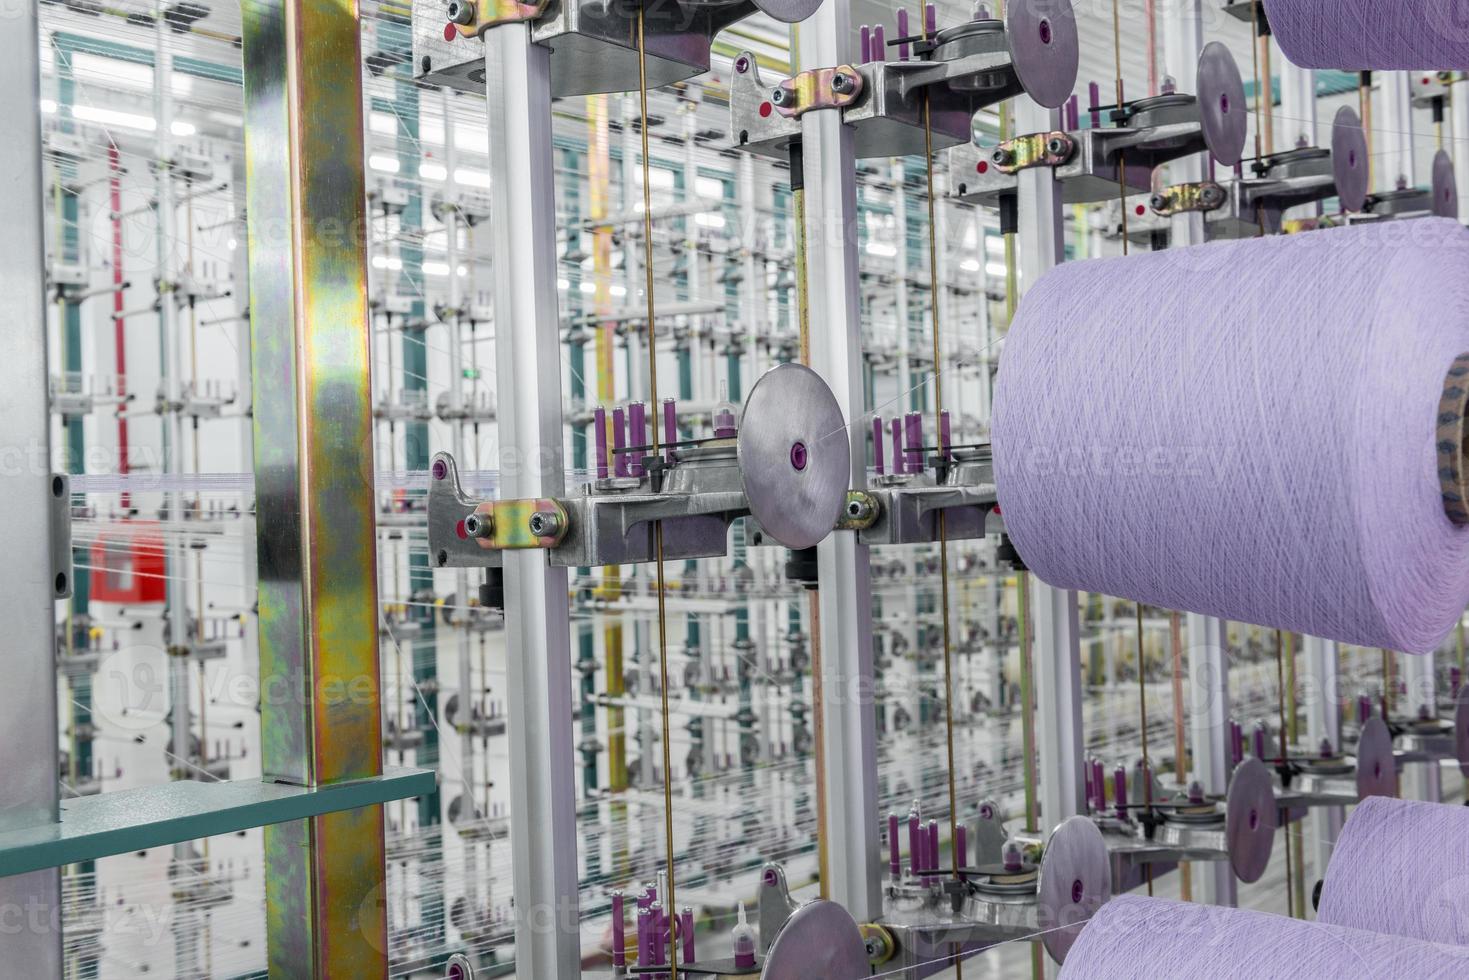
[240,1,390,974]
[796,1,882,921]
[481,22,582,975]
[0,2,64,972]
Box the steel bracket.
[446,0,549,39]
[771,65,865,118]
[992,130,1074,174]
[1151,180,1226,216]
[50,473,71,599]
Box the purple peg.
[927,819,939,878]
[973,2,989,19]
[872,25,886,62]
[925,3,937,37]
[681,907,695,964]
[1089,81,1101,128]
[1113,764,1128,820]
[1320,737,1335,759]
[594,407,609,479]
[628,402,647,477]
[612,891,626,967]
[940,410,952,460]
[1093,758,1107,811]
[1252,722,1268,761]
[612,406,628,478]
[860,25,872,64]
[664,397,681,462]
[1232,720,1245,767]
[873,416,886,475]
[888,812,901,875]
[896,8,910,60]
[904,412,923,473]
[1002,841,1022,873]
[1066,94,1079,131]
[637,907,652,966]
[955,823,967,870]
[890,417,904,476]
[1453,667,1463,696]
[907,809,922,876]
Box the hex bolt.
[1045,136,1067,156]
[830,72,853,95]
[528,510,562,538]
[845,496,874,523]
[1150,193,1169,211]
[446,0,474,26]
[991,147,1013,166]
[464,512,493,538]
[771,87,789,107]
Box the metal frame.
[481,22,582,975]
[796,0,883,921]
[0,4,64,971]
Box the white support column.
[1302,635,1343,879]
[483,24,581,974]
[0,3,63,971]
[1454,75,1469,218]
[796,1,882,921]
[1378,72,1416,190]
[1402,652,1442,801]
[1278,57,1319,223]
[1161,0,1205,246]
[1015,98,1086,832]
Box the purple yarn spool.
[612,406,628,478]
[860,24,871,64]
[680,908,695,964]
[904,412,923,473]
[1060,895,1469,978]
[991,220,1469,653]
[628,402,647,477]
[940,409,952,459]
[955,824,967,870]
[896,8,910,60]
[665,397,681,459]
[594,406,609,479]
[1113,765,1128,820]
[908,809,922,875]
[926,819,939,878]
[1268,0,1469,71]
[925,2,936,36]
[611,890,626,967]
[1088,81,1101,128]
[1066,94,1079,131]
[637,907,652,966]
[890,417,904,476]
[872,24,886,62]
[1092,758,1107,811]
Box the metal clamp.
[771,65,865,119]
[50,473,72,599]
[991,130,1074,174]
[444,0,548,40]
[1150,180,1226,216]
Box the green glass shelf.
[0,767,434,877]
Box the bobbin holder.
[859,446,1000,546]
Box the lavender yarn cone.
[1268,0,1469,71]
[992,220,1469,653]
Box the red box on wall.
[90,521,166,604]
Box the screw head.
[991,147,1012,165]
[446,0,474,26]
[1046,137,1067,156]
[831,72,852,94]
[1150,193,1168,211]
[771,87,788,106]
[528,510,562,539]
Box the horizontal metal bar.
[0,767,432,879]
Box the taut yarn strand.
[1269,0,1469,69]
[1266,0,1469,70]
[991,219,1469,654]
[1058,895,1469,978]
[1318,796,1469,946]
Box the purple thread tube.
[873,24,886,61]
[860,24,871,63]
[1084,759,1094,808]
[940,410,951,460]
[927,819,938,879]
[612,890,626,967]
[594,407,609,479]
[1066,94,1079,131]
[955,824,967,870]
[904,412,923,473]
[681,908,695,964]
[664,397,680,460]
[1454,667,1463,696]
[890,418,904,476]
[896,8,910,60]
[874,416,886,475]
[612,407,628,478]
[1093,758,1107,811]
[888,812,901,875]
[628,402,647,477]
[1253,723,1268,761]
[974,2,989,19]
[1358,694,1372,724]
[1230,720,1244,767]
[907,809,922,875]
[650,903,664,967]
[925,3,937,36]
[637,907,652,966]
[1088,81,1101,128]
[1113,765,1128,820]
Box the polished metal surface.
[761,899,871,979]
[1355,716,1397,800]
[1224,757,1274,883]
[738,362,850,550]
[240,0,389,971]
[1038,816,1110,965]
[1332,106,1370,212]
[1433,148,1459,218]
[0,1,63,968]
[1005,0,1079,109]
[1196,40,1246,165]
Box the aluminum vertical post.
[481,23,581,974]
[1161,0,1205,247]
[1186,614,1236,905]
[796,0,882,920]
[240,0,390,972]
[1302,634,1343,877]
[0,4,63,972]
[1379,72,1416,191]
[1454,74,1469,218]
[1015,98,1086,833]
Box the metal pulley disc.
[738,363,849,551]
[1455,686,1469,778]
[760,899,870,979]
[1355,715,1397,800]
[1004,0,1079,109]
[1433,148,1459,218]
[1331,106,1370,212]
[748,0,821,23]
[1196,41,1247,166]
[1037,816,1111,966]
[1224,757,1274,884]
